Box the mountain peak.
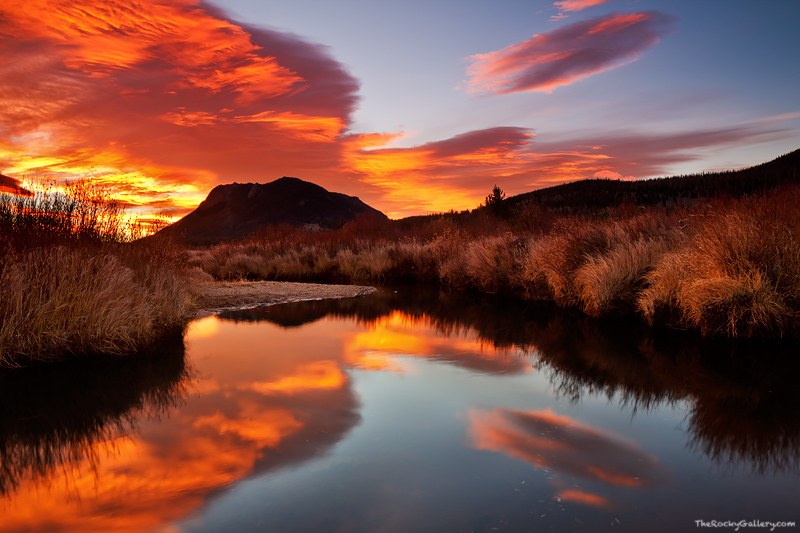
[159,177,386,244]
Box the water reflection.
[468,408,671,490]
[0,333,188,496]
[0,318,361,532]
[225,288,800,477]
[1,288,797,531]
[467,407,673,512]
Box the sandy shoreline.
[189,280,376,317]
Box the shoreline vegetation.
[0,182,190,365]
[188,180,800,340]
[3,149,800,364]
[0,183,372,366]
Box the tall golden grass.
[639,189,800,337]
[0,182,191,365]
[189,185,800,338]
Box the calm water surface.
[1,290,798,532]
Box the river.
[1,289,798,532]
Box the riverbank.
[187,183,800,339]
[189,280,376,317]
[1,183,377,365]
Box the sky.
[0,0,798,220]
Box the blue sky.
[216,0,800,156]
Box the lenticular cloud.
[465,11,675,95]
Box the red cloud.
[551,0,614,21]
[554,0,613,13]
[0,0,359,218]
[0,0,786,222]
[465,12,675,95]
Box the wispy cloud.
[550,0,614,21]
[465,12,675,95]
[748,111,800,123]
[344,123,784,219]
[554,0,614,13]
[0,0,788,222]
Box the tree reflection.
[0,332,189,495]
[223,288,800,477]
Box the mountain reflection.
[222,288,800,477]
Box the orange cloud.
[1,0,677,222]
[2,0,302,99]
[342,123,784,218]
[0,0,784,222]
[350,121,786,219]
[554,0,613,12]
[465,12,675,95]
[342,128,642,218]
[0,0,358,219]
[244,360,346,394]
[343,128,542,218]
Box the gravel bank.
[189,280,376,317]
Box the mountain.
[159,177,386,244]
[502,148,800,214]
[0,174,32,196]
[391,149,800,231]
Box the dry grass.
[0,182,191,365]
[521,215,684,313]
[0,246,190,364]
[186,185,800,339]
[575,235,678,316]
[639,193,800,337]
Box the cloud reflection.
[468,407,671,503]
[0,316,361,532]
[344,311,534,375]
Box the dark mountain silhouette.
[159,177,386,243]
[502,148,800,214]
[0,174,32,196]
[392,148,800,230]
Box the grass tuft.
[0,182,191,365]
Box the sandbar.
[189,280,376,317]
